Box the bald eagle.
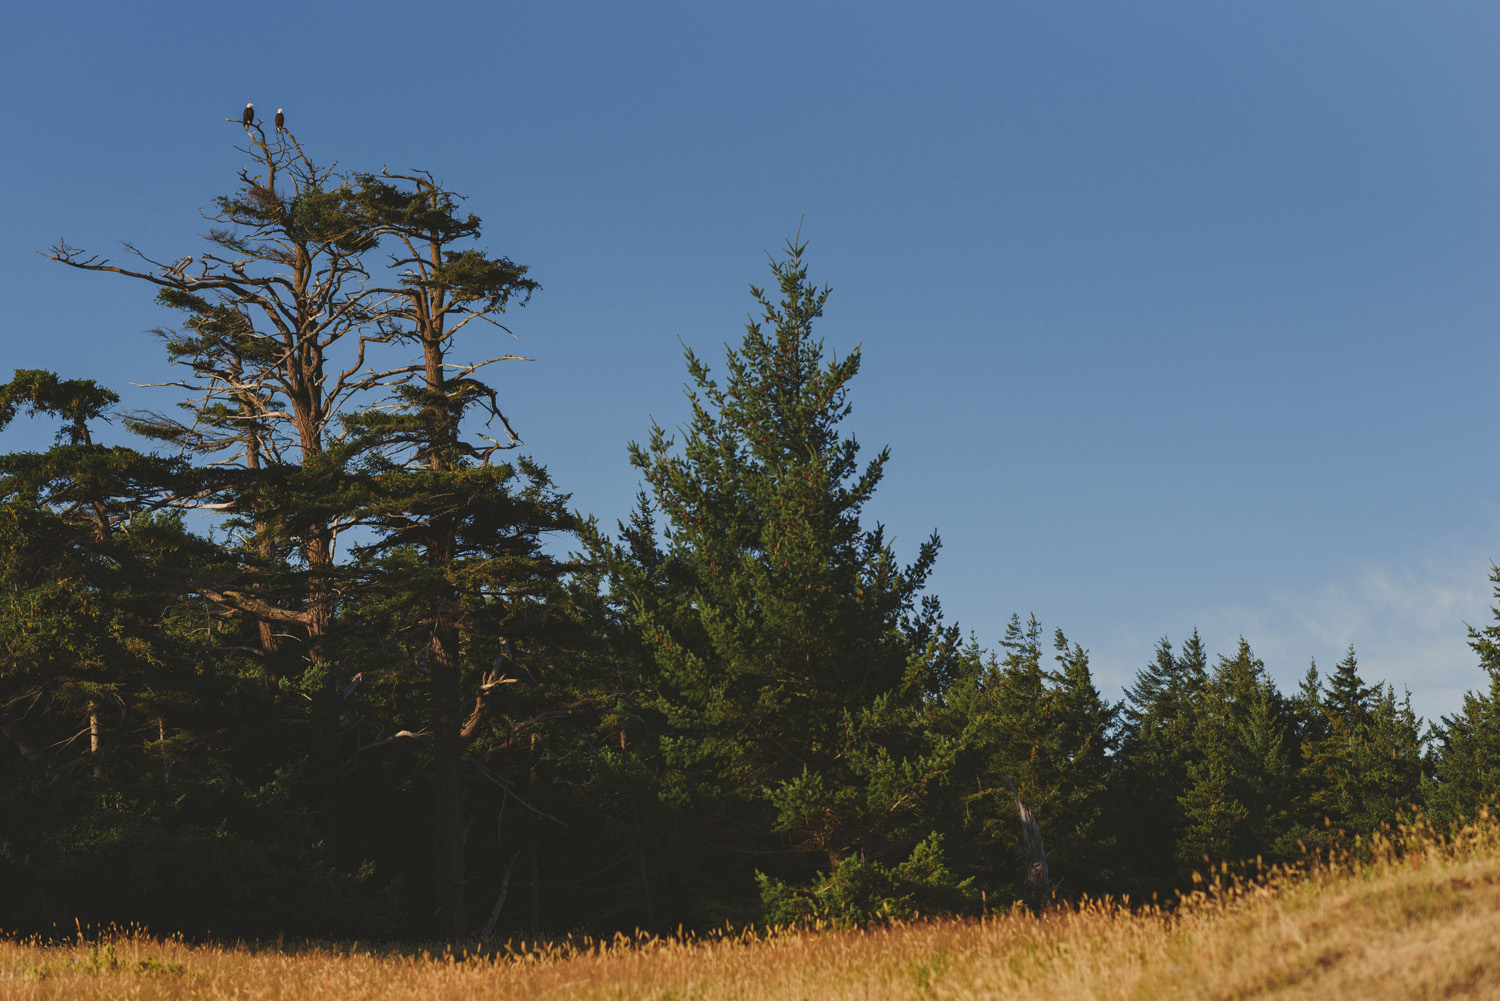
[275,108,285,133]
[242,103,254,130]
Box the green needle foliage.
[0,370,397,938]
[607,237,960,922]
[5,141,1492,939]
[1297,648,1426,842]
[1429,566,1500,829]
[1176,639,1296,870]
[934,616,1118,903]
[1115,632,1209,893]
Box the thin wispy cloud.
[1081,549,1498,727]
[1208,555,1493,724]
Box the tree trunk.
[431,620,466,938]
[477,849,522,939]
[1009,779,1052,911]
[304,524,343,854]
[88,704,103,779]
[638,852,654,931]
[528,820,540,934]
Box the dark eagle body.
[242,103,254,130]
[275,108,285,132]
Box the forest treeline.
[4,126,1500,942]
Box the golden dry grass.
[5,823,1500,1000]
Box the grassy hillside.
[4,819,1499,1000]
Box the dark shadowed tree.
[1114,632,1208,892]
[1430,566,1500,830]
[941,615,1118,902]
[1177,638,1295,871]
[1298,647,1426,839]
[0,372,182,781]
[347,169,572,938]
[46,121,400,850]
[0,370,400,937]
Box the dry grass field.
[4,821,1500,1000]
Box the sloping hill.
[4,821,1499,1000]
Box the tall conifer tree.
[1299,647,1425,837]
[347,169,571,938]
[612,237,954,918]
[43,127,572,939]
[1430,566,1500,829]
[942,615,1117,900]
[46,121,398,849]
[1115,632,1208,891]
[1177,638,1294,871]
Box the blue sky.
[3,2,1497,722]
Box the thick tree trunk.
[418,281,472,940]
[1009,779,1052,911]
[528,821,541,934]
[431,619,466,938]
[88,704,103,779]
[304,524,343,854]
[246,418,286,691]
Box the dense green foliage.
[2,128,1496,941]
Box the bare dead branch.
[464,756,567,827]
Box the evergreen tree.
[609,236,957,922]
[940,615,1118,901]
[1299,647,1425,838]
[46,121,398,851]
[41,123,573,937]
[1430,566,1500,829]
[1177,638,1295,871]
[0,372,185,779]
[0,371,398,937]
[346,168,571,938]
[1115,632,1208,892]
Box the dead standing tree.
[1009,777,1053,911]
[47,118,405,849]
